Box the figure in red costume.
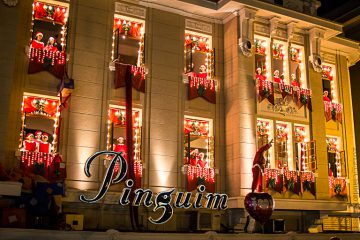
[323,91,331,102]
[251,139,273,192]
[114,137,127,159]
[24,133,37,152]
[39,133,51,153]
[34,131,42,144]
[290,73,300,88]
[198,64,207,79]
[44,37,58,52]
[255,67,266,81]
[31,32,44,49]
[189,149,199,166]
[198,152,207,168]
[273,70,284,84]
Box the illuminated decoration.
[28,1,69,79]
[114,63,146,92]
[324,101,343,123]
[283,170,300,194]
[19,94,60,152]
[322,65,334,81]
[258,79,274,105]
[294,126,306,142]
[275,123,290,169]
[106,106,142,185]
[256,120,270,136]
[289,47,301,62]
[300,171,315,196]
[185,33,210,52]
[272,43,284,60]
[254,37,270,81]
[111,16,145,65]
[326,137,343,179]
[264,168,282,193]
[21,151,55,174]
[255,39,266,55]
[184,117,215,192]
[188,76,216,103]
[33,1,68,25]
[329,176,347,197]
[80,151,228,225]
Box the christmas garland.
[255,39,266,55]
[324,102,342,123]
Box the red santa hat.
[35,131,42,136]
[117,136,124,141]
[42,133,49,138]
[26,133,34,139]
[35,32,43,37]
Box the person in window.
[39,133,51,153]
[290,73,300,88]
[198,152,207,168]
[189,149,199,166]
[198,64,207,79]
[114,136,127,158]
[323,91,331,102]
[34,131,42,144]
[31,32,44,49]
[255,67,266,81]
[24,133,37,152]
[44,37,58,52]
[273,70,284,84]
[252,139,273,192]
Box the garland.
[324,102,342,123]
[322,65,333,81]
[273,43,284,60]
[254,39,266,55]
[289,47,301,62]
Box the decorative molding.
[185,19,212,34]
[309,28,325,72]
[292,34,304,45]
[321,52,336,64]
[239,7,257,57]
[115,2,146,19]
[3,0,17,7]
[254,23,270,36]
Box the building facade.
[0,0,360,233]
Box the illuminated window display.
[106,106,142,186]
[275,122,292,169]
[112,15,145,66]
[254,37,270,81]
[289,45,306,88]
[184,117,215,192]
[28,0,69,79]
[185,31,216,103]
[326,136,347,197]
[19,93,61,176]
[272,41,288,85]
[294,125,315,172]
[256,119,273,168]
[322,64,343,123]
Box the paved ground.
[1,228,360,240]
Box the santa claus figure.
[31,32,44,49]
[114,137,127,158]
[252,139,273,192]
[273,70,284,84]
[44,37,58,52]
[197,152,207,168]
[24,133,37,152]
[323,91,331,102]
[39,133,51,153]
[255,67,266,81]
[198,64,207,79]
[34,131,42,143]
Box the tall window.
[254,37,270,81]
[112,15,145,66]
[294,125,315,171]
[326,136,346,178]
[256,119,273,168]
[322,64,336,102]
[272,40,288,84]
[275,122,292,169]
[184,117,214,168]
[289,45,306,88]
[30,1,69,52]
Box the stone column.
[224,8,257,198]
[64,0,111,190]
